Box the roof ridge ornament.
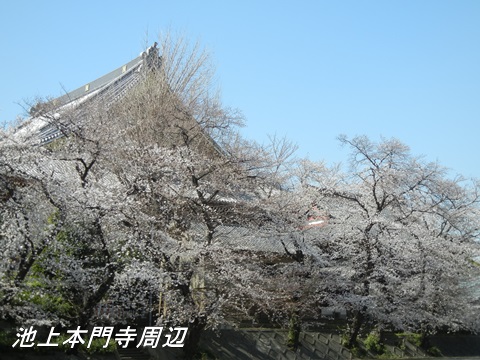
[141,42,160,70]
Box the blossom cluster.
[12,325,188,349]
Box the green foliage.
[427,346,442,357]
[286,313,300,350]
[349,345,366,358]
[47,209,60,225]
[14,242,77,318]
[82,338,116,354]
[12,214,115,325]
[395,332,423,347]
[17,290,74,316]
[0,329,16,349]
[194,348,217,359]
[340,332,349,347]
[363,332,385,354]
[376,351,398,359]
[468,258,480,267]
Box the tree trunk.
[348,310,364,348]
[182,315,206,360]
[79,263,116,327]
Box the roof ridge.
[53,43,160,108]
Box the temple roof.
[13,43,160,145]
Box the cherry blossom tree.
[4,31,478,360]
[299,135,480,346]
[0,34,304,358]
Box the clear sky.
[1,1,479,178]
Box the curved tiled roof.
[13,44,160,145]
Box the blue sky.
[1,1,479,178]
